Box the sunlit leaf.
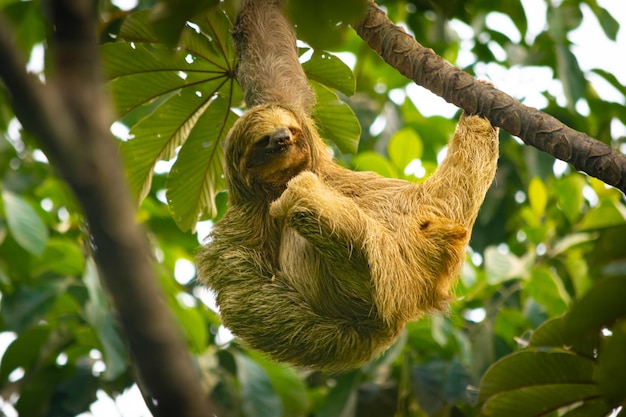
[352,151,397,178]
[484,247,531,284]
[104,7,238,230]
[553,175,585,223]
[388,128,423,171]
[303,52,356,96]
[579,197,626,230]
[166,97,236,231]
[2,191,48,256]
[525,267,570,316]
[528,177,547,218]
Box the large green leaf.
[312,81,361,154]
[525,267,570,317]
[104,8,238,229]
[387,127,423,172]
[478,351,607,416]
[166,97,236,231]
[596,322,626,407]
[564,275,626,341]
[303,52,356,96]
[2,190,48,255]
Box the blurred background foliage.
[0,0,626,416]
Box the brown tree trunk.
[0,2,215,416]
[355,0,626,195]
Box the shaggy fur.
[197,0,499,372]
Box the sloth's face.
[234,105,312,188]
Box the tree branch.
[355,0,626,195]
[0,2,215,416]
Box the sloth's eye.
[256,135,270,147]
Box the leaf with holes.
[103,8,239,226]
[166,97,237,231]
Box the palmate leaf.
[104,6,362,231]
[166,97,236,231]
[103,8,239,230]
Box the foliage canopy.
[0,0,625,416]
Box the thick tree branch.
[0,3,215,416]
[355,0,626,194]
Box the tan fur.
[197,0,499,372]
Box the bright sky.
[1,1,625,416]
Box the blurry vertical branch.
[354,0,626,194]
[0,1,215,416]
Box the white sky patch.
[174,258,196,285]
[111,0,138,11]
[195,220,213,243]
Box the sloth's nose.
[268,128,292,148]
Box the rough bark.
[355,0,626,194]
[0,2,215,416]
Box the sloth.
[196,0,499,372]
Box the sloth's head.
[225,104,317,201]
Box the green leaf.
[105,7,238,225]
[312,81,361,154]
[553,175,585,223]
[0,325,50,382]
[286,0,367,50]
[480,384,602,417]
[591,69,626,98]
[579,197,626,230]
[149,0,219,46]
[303,51,356,96]
[2,190,48,255]
[555,43,586,109]
[1,280,65,333]
[529,317,600,358]
[525,267,570,316]
[351,151,397,178]
[590,6,619,41]
[247,351,310,417]
[478,351,597,414]
[166,97,237,230]
[234,353,283,417]
[564,275,626,341]
[596,322,626,407]
[387,128,423,171]
[83,261,128,380]
[484,247,530,284]
[32,237,85,276]
[121,88,218,202]
[412,359,471,415]
[528,177,547,218]
[316,371,360,417]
